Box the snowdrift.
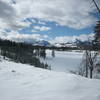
[0,60,100,100]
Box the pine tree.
[93,21,100,50]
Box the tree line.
[0,39,51,70]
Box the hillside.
[0,58,100,100]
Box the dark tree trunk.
[85,50,88,77]
[90,68,93,79]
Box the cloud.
[51,33,94,43]
[31,30,38,33]
[38,20,46,25]
[12,0,99,29]
[0,0,99,43]
[0,0,31,31]
[0,31,48,42]
[0,0,99,31]
[33,26,51,31]
[0,0,15,31]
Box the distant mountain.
[52,39,93,49]
[25,39,93,48]
[75,39,92,46]
[75,39,93,49]
[53,42,77,48]
[32,40,51,47]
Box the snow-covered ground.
[0,59,100,100]
[44,50,84,72]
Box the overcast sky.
[0,0,100,43]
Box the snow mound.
[0,60,100,100]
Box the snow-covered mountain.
[33,40,51,46]
[17,39,93,48]
[53,39,93,48]
[23,39,51,47]
[53,42,77,48]
[75,39,93,46]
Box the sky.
[0,0,100,43]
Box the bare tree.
[92,0,100,13]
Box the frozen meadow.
[0,51,100,100]
[44,50,84,72]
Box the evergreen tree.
[0,39,50,70]
[93,21,100,50]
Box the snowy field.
[0,59,100,100]
[44,50,84,72]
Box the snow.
[44,50,84,72]
[0,59,100,100]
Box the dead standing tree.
[86,51,98,78]
[92,0,100,13]
[79,48,99,78]
[79,0,100,78]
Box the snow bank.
[0,60,100,100]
